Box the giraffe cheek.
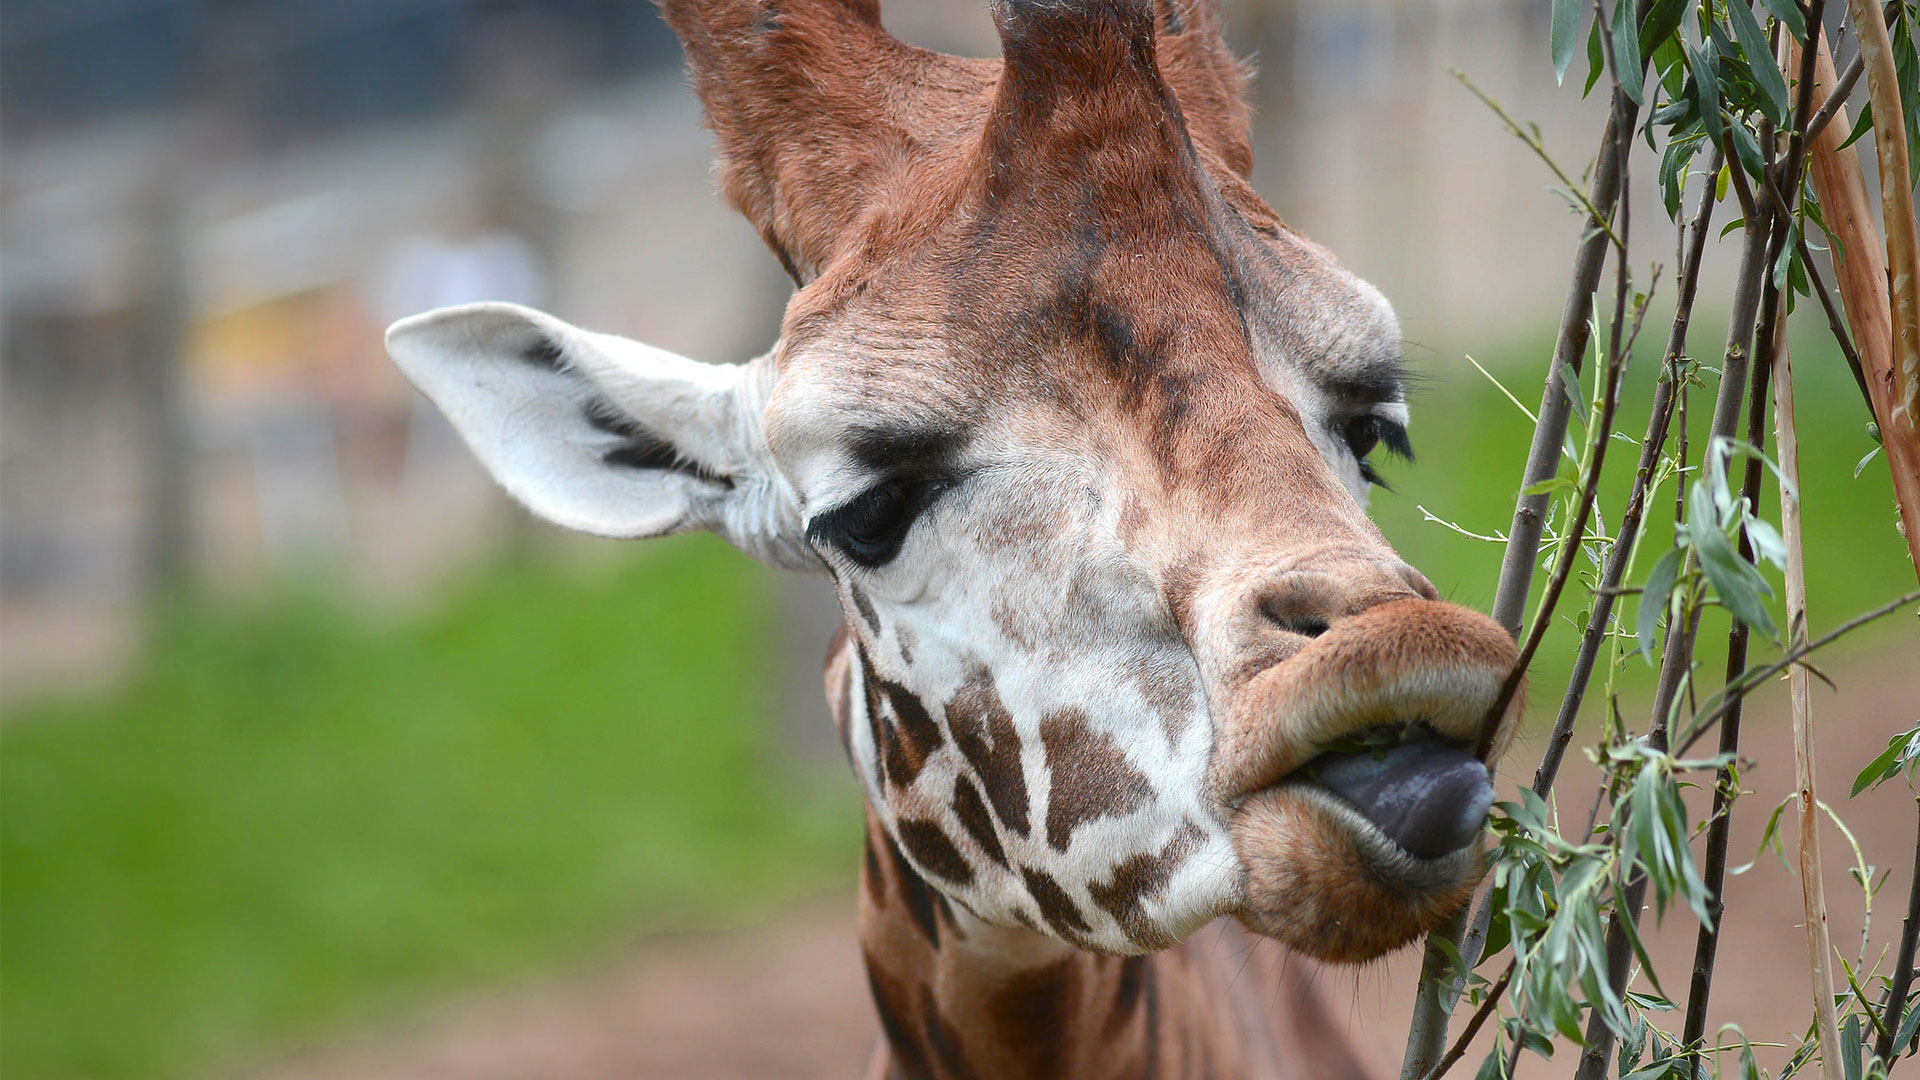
[1227,785,1482,964]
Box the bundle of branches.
[1396,1,1920,1078]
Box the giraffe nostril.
[1259,600,1330,638]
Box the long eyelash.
[1375,418,1415,461]
[1358,459,1391,491]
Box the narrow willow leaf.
[1618,1018,1648,1075]
[1688,43,1725,140]
[1558,361,1589,426]
[1856,445,1884,478]
[1895,990,1920,1053]
[1729,117,1767,180]
[1688,483,1778,639]
[1839,102,1875,152]
[1552,0,1584,83]
[1586,16,1608,97]
[1728,0,1790,124]
[1639,0,1689,57]
[1844,1014,1865,1080]
[1659,137,1698,218]
[1852,722,1920,796]
[1638,546,1683,661]
[1612,0,1644,103]
[1744,515,1787,569]
[1772,219,1798,290]
[1616,894,1667,996]
[1895,12,1920,187]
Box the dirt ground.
[241,644,1920,1080]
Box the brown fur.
[681,0,1526,1074]
[858,809,1372,1080]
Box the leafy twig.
[1675,587,1920,756]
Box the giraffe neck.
[856,810,1379,1080]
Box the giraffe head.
[387,0,1522,964]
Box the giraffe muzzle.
[1213,598,1522,963]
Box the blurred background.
[1,2,1913,1078]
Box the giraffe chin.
[1228,782,1484,964]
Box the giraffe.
[385,1,1525,1076]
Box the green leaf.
[1845,1013,1865,1080]
[1553,0,1586,84]
[1653,34,1689,97]
[1772,218,1798,290]
[1622,1056,1683,1079]
[1586,16,1608,97]
[1687,483,1777,639]
[1894,7,1920,188]
[1612,0,1644,103]
[1616,897,1667,997]
[1659,136,1700,218]
[1640,0,1689,58]
[1688,43,1726,141]
[1637,546,1683,660]
[1728,0,1790,125]
[1895,990,1920,1053]
[1619,1015,1650,1074]
[1839,102,1875,152]
[1758,0,1807,42]
[1523,476,1576,497]
[1558,361,1589,426]
[1853,722,1920,796]
[1856,445,1884,478]
[1729,117,1768,180]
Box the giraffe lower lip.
[1303,740,1493,859]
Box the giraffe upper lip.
[1210,598,1520,803]
[1296,737,1494,859]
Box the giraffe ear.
[386,303,816,571]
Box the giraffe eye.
[812,478,935,568]
[1338,414,1413,487]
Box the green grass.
[0,536,858,1080]
[1367,323,1913,715]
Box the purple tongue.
[1311,741,1494,859]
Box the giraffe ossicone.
[388,0,1524,1074]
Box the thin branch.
[1682,12,1830,1062]
[1675,587,1920,757]
[1569,9,1648,1077]
[1476,266,1659,761]
[1530,145,1724,796]
[1451,69,1624,250]
[1403,17,1657,1070]
[1774,304,1845,1080]
[1480,61,1644,641]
